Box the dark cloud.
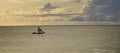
[18,13,81,17]
[70,17,84,21]
[71,0,80,3]
[40,3,57,11]
[85,0,120,22]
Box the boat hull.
[32,32,45,34]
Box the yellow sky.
[0,0,93,26]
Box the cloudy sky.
[0,0,120,26]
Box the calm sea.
[0,25,120,53]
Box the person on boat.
[37,26,44,34]
[37,26,42,31]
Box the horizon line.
[0,24,120,27]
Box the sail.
[37,26,43,31]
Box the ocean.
[0,25,120,53]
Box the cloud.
[1,0,119,25]
[43,0,70,2]
[10,0,93,25]
[85,0,120,22]
[79,0,93,13]
[70,14,89,21]
[11,0,39,2]
[0,15,81,26]
[11,0,70,3]
[16,0,93,16]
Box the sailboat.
[32,26,45,34]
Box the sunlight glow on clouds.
[0,0,119,26]
[10,0,70,3]
[17,0,38,1]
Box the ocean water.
[0,25,120,53]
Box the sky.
[0,0,120,26]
